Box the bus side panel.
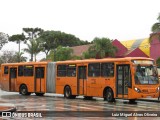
[17,77,35,92]
[0,66,10,91]
[56,77,77,94]
[46,62,56,93]
[56,77,65,94]
[0,74,10,91]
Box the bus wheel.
[35,93,44,96]
[20,85,30,95]
[64,86,72,99]
[105,88,115,102]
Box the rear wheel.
[64,86,75,99]
[104,88,115,102]
[20,85,30,95]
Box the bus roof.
[1,61,48,66]
[56,57,154,64]
[1,57,154,66]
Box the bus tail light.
[134,87,141,93]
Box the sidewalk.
[0,101,16,113]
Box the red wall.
[112,39,128,57]
[125,48,149,57]
[150,38,160,60]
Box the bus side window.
[24,65,33,76]
[18,66,24,76]
[67,65,76,77]
[88,63,100,77]
[10,68,17,78]
[57,65,67,77]
[36,68,44,78]
[101,63,114,77]
[4,66,8,74]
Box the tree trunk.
[34,54,36,62]
[45,50,49,59]
[18,41,21,62]
[30,53,33,61]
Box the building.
[119,38,150,58]
[71,37,160,61]
[150,32,160,60]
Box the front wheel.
[104,88,115,102]
[20,85,30,95]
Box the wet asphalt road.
[0,89,160,120]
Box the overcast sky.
[0,0,160,60]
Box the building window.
[24,65,33,76]
[4,66,8,74]
[101,63,114,77]
[88,63,100,77]
[57,65,67,77]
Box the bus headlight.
[156,87,160,92]
[134,87,141,93]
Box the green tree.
[82,48,91,59]
[83,37,117,59]
[149,13,160,42]
[46,49,55,61]
[23,27,43,40]
[59,32,89,46]
[23,27,43,61]
[24,39,42,61]
[13,52,27,62]
[0,51,14,64]
[0,32,8,50]
[151,14,160,33]
[0,51,26,64]
[156,57,160,66]
[9,33,26,62]
[39,30,90,58]
[47,46,73,61]
[38,31,60,58]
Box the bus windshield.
[134,65,159,85]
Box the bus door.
[116,65,130,99]
[77,66,87,95]
[9,67,17,91]
[35,67,45,93]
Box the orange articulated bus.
[0,57,159,102]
